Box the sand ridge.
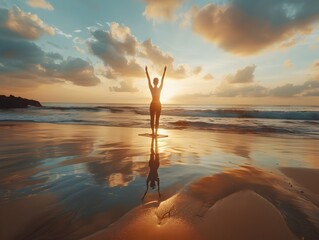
[85,166,319,240]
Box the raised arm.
[145,66,152,89]
[159,66,167,90]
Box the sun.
[161,90,175,103]
[161,81,178,103]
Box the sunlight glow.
[161,81,178,103]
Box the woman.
[145,66,167,136]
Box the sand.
[85,190,297,240]
[0,122,318,240]
[86,167,319,240]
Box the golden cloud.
[27,0,54,11]
[5,6,54,40]
[143,0,185,22]
[191,1,319,55]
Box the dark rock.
[0,95,42,108]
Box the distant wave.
[43,106,128,113]
[129,108,307,121]
[132,108,319,121]
[160,109,319,121]
[42,106,319,121]
[167,120,298,134]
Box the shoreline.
[1,120,318,140]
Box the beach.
[2,0,319,238]
[0,122,318,239]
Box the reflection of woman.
[142,137,161,201]
[145,66,167,136]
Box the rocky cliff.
[0,95,42,108]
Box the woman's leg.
[155,104,161,135]
[150,103,155,135]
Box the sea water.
[1,103,319,137]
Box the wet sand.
[0,122,318,239]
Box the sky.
[0,0,319,105]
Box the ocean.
[1,103,319,137]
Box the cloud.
[279,36,304,49]
[193,66,202,75]
[140,39,174,67]
[313,60,319,70]
[311,60,319,79]
[283,60,293,69]
[175,61,319,99]
[215,83,268,97]
[227,65,256,84]
[74,45,85,54]
[169,64,189,79]
[51,57,100,86]
[203,73,214,80]
[86,26,98,32]
[87,22,195,80]
[191,0,319,55]
[0,6,54,40]
[214,63,319,97]
[88,22,138,58]
[73,37,85,44]
[270,80,319,97]
[88,25,142,78]
[110,80,139,93]
[0,37,100,87]
[180,6,198,28]
[173,80,319,101]
[215,80,319,97]
[0,7,100,88]
[143,0,185,22]
[109,22,138,55]
[54,27,72,38]
[140,39,191,79]
[215,65,319,97]
[302,89,319,96]
[27,0,53,10]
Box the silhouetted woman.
[142,137,161,201]
[145,66,167,136]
